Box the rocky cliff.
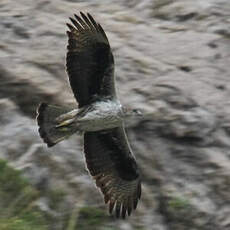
[1,0,230,229]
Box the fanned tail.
[36,103,78,147]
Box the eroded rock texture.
[1,0,230,229]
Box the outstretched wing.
[66,12,116,108]
[84,127,141,218]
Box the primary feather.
[66,12,116,107]
[84,127,141,218]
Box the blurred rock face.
[1,0,230,229]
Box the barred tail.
[36,103,77,147]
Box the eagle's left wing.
[84,127,141,218]
[66,12,116,108]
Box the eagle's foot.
[55,109,78,128]
[55,118,76,128]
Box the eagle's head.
[122,107,143,118]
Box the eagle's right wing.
[84,127,141,218]
[66,12,116,108]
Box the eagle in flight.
[37,12,142,218]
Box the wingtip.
[87,12,93,19]
[69,16,83,31]
[66,30,71,37]
[74,13,81,19]
[80,11,86,18]
[74,13,79,20]
[66,22,74,30]
[69,17,75,23]
[86,12,98,30]
[109,201,115,214]
[115,202,121,218]
[121,205,127,219]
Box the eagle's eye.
[132,109,142,116]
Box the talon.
[55,118,75,128]
[55,109,78,123]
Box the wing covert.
[66,12,116,107]
[84,127,141,218]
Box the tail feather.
[36,103,77,147]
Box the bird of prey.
[37,12,142,218]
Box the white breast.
[77,99,123,131]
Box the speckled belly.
[77,115,122,131]
[75,100,123,132]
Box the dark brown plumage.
[66,12,141,218]
[36,12,141,218]
[84,127,141,218]
[66,12,116,108]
